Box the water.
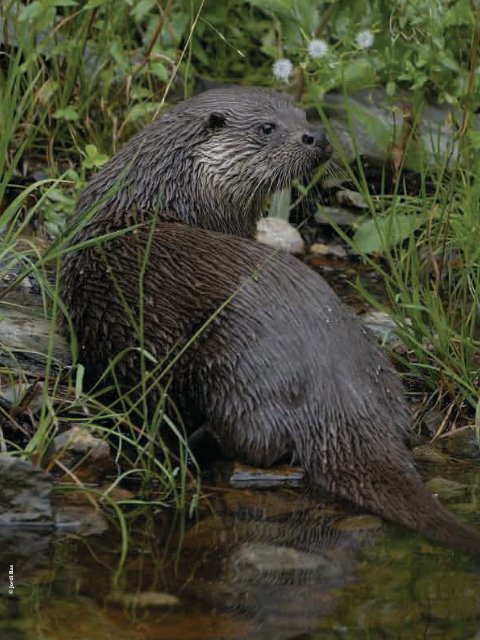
[1,459,479,640]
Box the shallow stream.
[1,458,480,640]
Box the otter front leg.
[187,423,226,466]
[187,418,289,469]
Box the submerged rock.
[426,477,469,500]
[229,542,343,583]
[412,444,450,464]
[444,428,480,461]
[107,591,180,608]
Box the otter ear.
[206,112,227,132]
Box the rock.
[412,444,449,464]
[310,242,347,258]
[443,428,480,461]
[322,88,472,170]
[425,477,468,500]
[361,310,399,342]
[229,542,341,582]
[256,217,305,254]
[334,515,383,531]
[220,488,313,519]
[107,591,180,608]
[49,426,115,481]
[421,407,447,438]
[0,527,51,594]
[0,381,44,414]
[335,188,368,210]
[314,205,361,227]
[0,301,70,374]
[228,462,305,488]
[0,456,53,525]
[54,505,109,536]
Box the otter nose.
[302,131,333,156]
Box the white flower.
[355,29,374,49]
[308,38,328,59]
[273,58,293,83]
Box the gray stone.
[314,205,361,227]
[321,87,473,170]
[361,310,399,343]
[256,217,305,254]
[0,456,53,525]
[335,188,368,210]
[0,301,70,374]
[228,462,305,488]
[53,426,110,462]
[50,426,115,480]
[310,242,347,259]
[55,505,109,535]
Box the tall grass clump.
[0,0,214,509]
[350,158,480,424]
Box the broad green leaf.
[386,81,396,97]
[247,0,299,15]
[110,38,129,71]
[149,62,168,81]
[84,0,109,9]
[131,0,155,21]
[444,0,474,26]
[341,58,376,92]
[53,106,79,121]
[18,1,44,22]
[353,214,424,254]
[84,144,109,169]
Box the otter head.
[183,87,332,235]
[74,87,332,239]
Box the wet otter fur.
[60,87,480,555]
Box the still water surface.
[2,460,479,640]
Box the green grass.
[312,85,480,431]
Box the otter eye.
[260,122,276,135]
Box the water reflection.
[1,468,479,640]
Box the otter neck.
[155,188,263,239]
[75,119,265,240]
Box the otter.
[60,87,480,555]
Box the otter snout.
[301,130,333,159]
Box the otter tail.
[308,443,480,556]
